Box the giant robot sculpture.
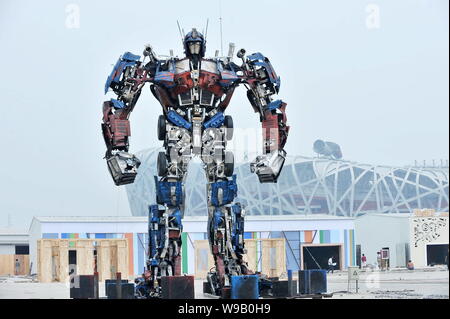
[102,28,289,298]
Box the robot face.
[188,42,202,55]
[184,28,205,57]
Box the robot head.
[183,28,206,58]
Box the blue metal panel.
[167,111,192,130]
[213,209,224,229]
[247,52,281,89]
[111,99,125,109]
[171,209,183,231]
[217,61,239,88]
[230,275,259,299]
[265,100,283,112]
[104,52,140,94]
[95,233,106,239]
[105,58,122,93]
[122,52,141,62]
[203,112,225,129]
[210,175,238,207]
[148,205,160,260]
[155,177,184,206]
[154,60,176,88]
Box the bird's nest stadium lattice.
[126,148,449,218]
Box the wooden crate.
[260,239,286,278]
[36,239,129,283]
[0,255,14,275]
[0,255,30,276]
[194,238,286,279]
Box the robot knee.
[209,176,238,207]
[154,177,184,207]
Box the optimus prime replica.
[101,28,289,298]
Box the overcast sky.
[0,0,448,229]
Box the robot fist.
[106,151,141,186]
[250,149,286,183]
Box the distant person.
[15,258,20,276]
[407,260,414,270]
[445,249,449,271]
[377,252,382,270]
[327,256,337,274]
[361,254,367,269]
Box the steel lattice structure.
[126,148,449,218]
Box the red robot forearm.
[102,101,131,155]
[262,102,290,154]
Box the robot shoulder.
[246,52,280,91]
[175,58,190,74]
[105,52,141,94]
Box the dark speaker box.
[105,283,135,299]
[105,279,128,285]
[70,275,95,299]
[272,280,297,297]
[298,270,327,294]
[230,275,259,299]
[161,276,195,299]
[309,270,327,294]
[298,270,310,295]
[203,281,212,294]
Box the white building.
[29,215,356,277]
[355,213,449,268]
[0,229,29,275]
[0,229,28,255]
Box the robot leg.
[146,149,190,298]
[203,152,249,297]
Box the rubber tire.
[157,152,168,177]
[157,115,166,141]
[224,151,235,177]
[224,115,234,141]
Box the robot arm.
[102,47,157,185]
[239,50,290,183]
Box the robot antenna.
[205,18,209,42]
[177,20,185,45]
[219,0,224,56]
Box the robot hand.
[106,151,141,186]
[250,149,286,183]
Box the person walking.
[327,256,337,274]
[361,254,367,269]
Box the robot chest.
[173,72,222,96]
[169,60,223,105]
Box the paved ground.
[325,267,449,299]
[0,267,448,299]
